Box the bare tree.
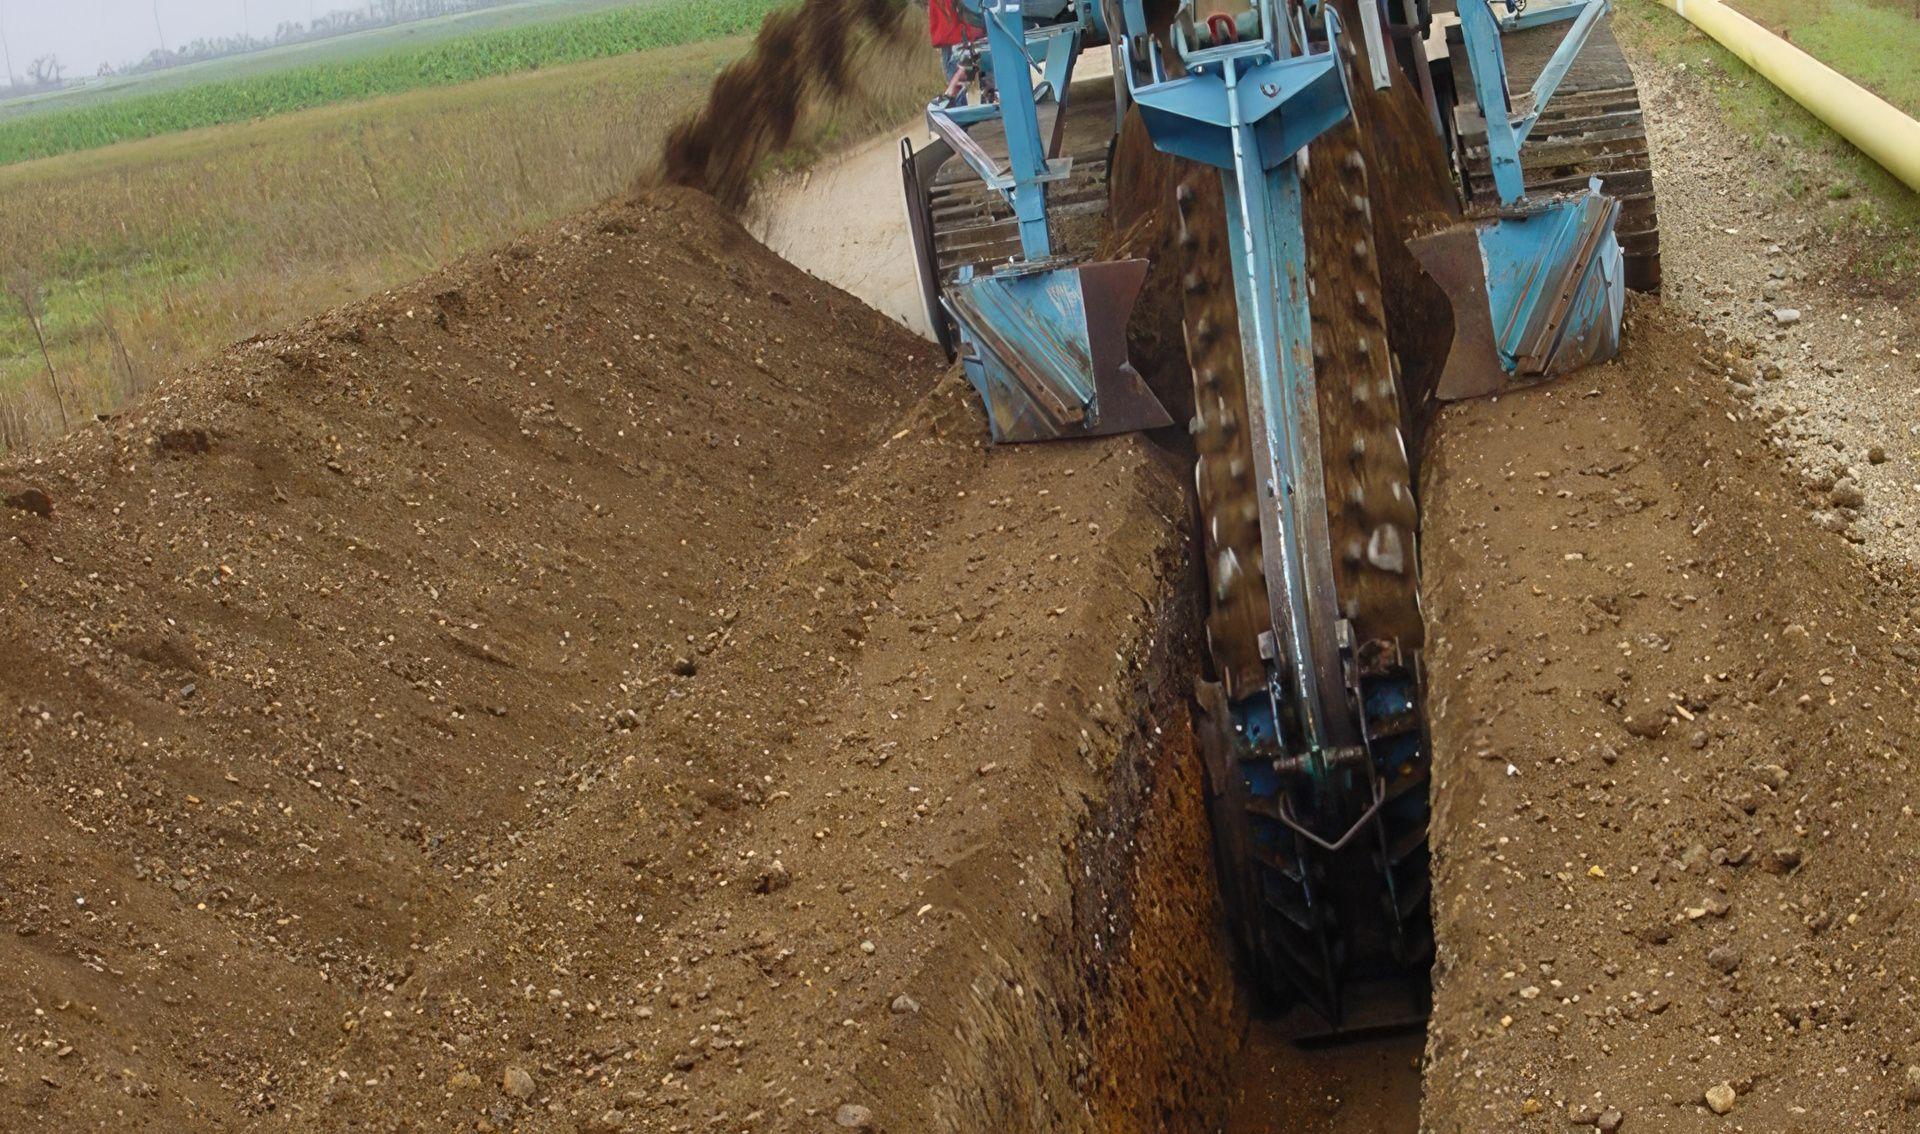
[26,54,61,87]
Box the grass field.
[1725,0,1920,117]
[0,18,937,450]
[0,1,662,122]
[0,0,785,164]
[1615,0,1920,280]
[0,41,733,446]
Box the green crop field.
[0,0,640,121]
[0,0,784,165]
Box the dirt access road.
[746,128,936,338]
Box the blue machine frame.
[1461,0,1615,204]
[907,0,1639,1026]
[1414,0,1625,391]
[917,0,1629,747]
[925,0,1176,443]
[1122,0,1362,754]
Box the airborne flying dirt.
[4,0,1920,1131]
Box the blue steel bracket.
[1498,0,1586,31]
[1130,51,1349,171]
[1458,0,1610,202]
[942,259,1173,443]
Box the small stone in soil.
[754,859,791,894]
[1623,712,1666,740]
[835,1102,875,1128]
[1705,1083,1736,1115]
[501,1065,535,1099]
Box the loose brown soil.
[0,187,1242,1131]
[10,41,1920,1132]
[1422,300,1920,1132]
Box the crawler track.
[1448,15,1662,291]
[927,139,1115,281]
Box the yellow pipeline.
[1659,0,1920,193]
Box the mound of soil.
[1421,301,1920,1131]
[1,184,1242,1131]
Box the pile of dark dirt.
[659,0,913,210]
[1,180,1246,1131]
[1421,300,1920,1131]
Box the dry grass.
[0,40,740,449]
[0,18,937,453]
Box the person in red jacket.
[928,0,992,108]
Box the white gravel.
[1628,51,1920,568]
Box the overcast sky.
[0,1,361,77]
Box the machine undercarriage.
[902,0,1657,1032]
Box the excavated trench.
[907,520,1427,1133]
[0,169,1433,1132]
[751,117,1432,1133]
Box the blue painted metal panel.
[1475,184,1624,374]
[1131,52,1348,171]
[943,260,1172,442]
